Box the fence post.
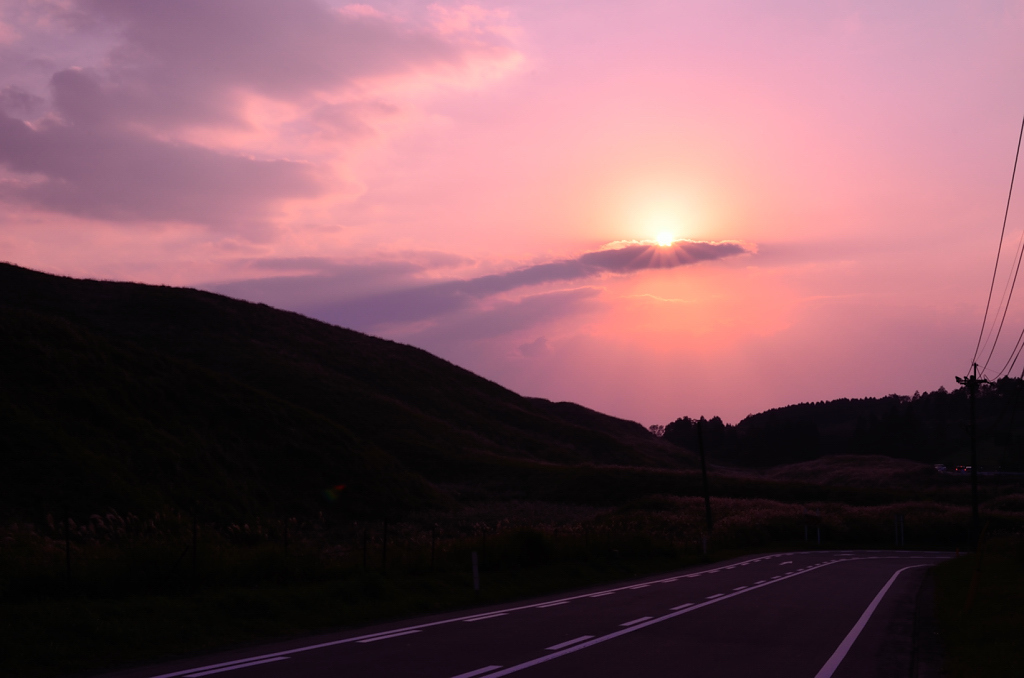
[430,525,436,572]
[64,505,71,587]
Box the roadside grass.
[1,495,994,678]
[934,535,1024,678]
[2,543,758,678]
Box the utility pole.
[956,363,989,548]
[697,418,713,537]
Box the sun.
[655,232,674,247]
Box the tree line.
[656,379,1024,469]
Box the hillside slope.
[0,263,692,517]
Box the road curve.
[103,550,950,678]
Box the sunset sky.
[3,0,1024,426]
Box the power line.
[972,112,1024,372]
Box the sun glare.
[655,232,674,247]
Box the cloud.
[0,108,317,227]
[311,239,749,329]
[0,0,518,228]
[518,336,550,357]
[408,287,605,346]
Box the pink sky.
[2,0,1024,425]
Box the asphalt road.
[106,550,950,678]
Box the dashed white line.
[464,613,508,623]
[475,555,948,678]
[357,630,421,643]
[706,593,723,599]
[733,586,747,591]
[671,603,693,611]
[451,666,503,678]
[621,616,654,627]
[754,580,766,584]
[184,657,289,677]
[546,636,594,651]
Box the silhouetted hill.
[0,263,692,518]
[663,385,1024,470]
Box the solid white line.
[464,613,508,622]
[628,584,650,589]
[537,601,569,608]
[662,577,679,582]
[476,556,947,678]
[671,603,692,611]
[546,635,594,651]
[451,666,503,678]
[357,630,421,643]
[183,657,289,677]
[620,616,653,627]
[813,565,929,678]
[148,551,936,678]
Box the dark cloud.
[0,110,316,226]
[518,336,550,358]
[0,0,512,227]
[399,288,604,346]
[56,0,492,131]
[313,240,748,328]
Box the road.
[105,550,950,678]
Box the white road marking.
[546,635,594,651]
[537,601,568,608]
[464,613,508,623]
[813,565,931,678]
[754,580,766,584]
[706,593,723,599]
[662,577,679,582]
[183,657,289,677]
[628,584,650,589]
[451,666,503,678]
[785,572,794,575]
[770,576,781,580]
[150,551,949,678]
[357,629,421,643]
[475,555,948,678]
[733,586,747,591]
[779,561,793,566]
[671,603,692,611]
[620,616,653,627]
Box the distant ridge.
[0,263,692,518]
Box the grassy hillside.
[0,263,693,519]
